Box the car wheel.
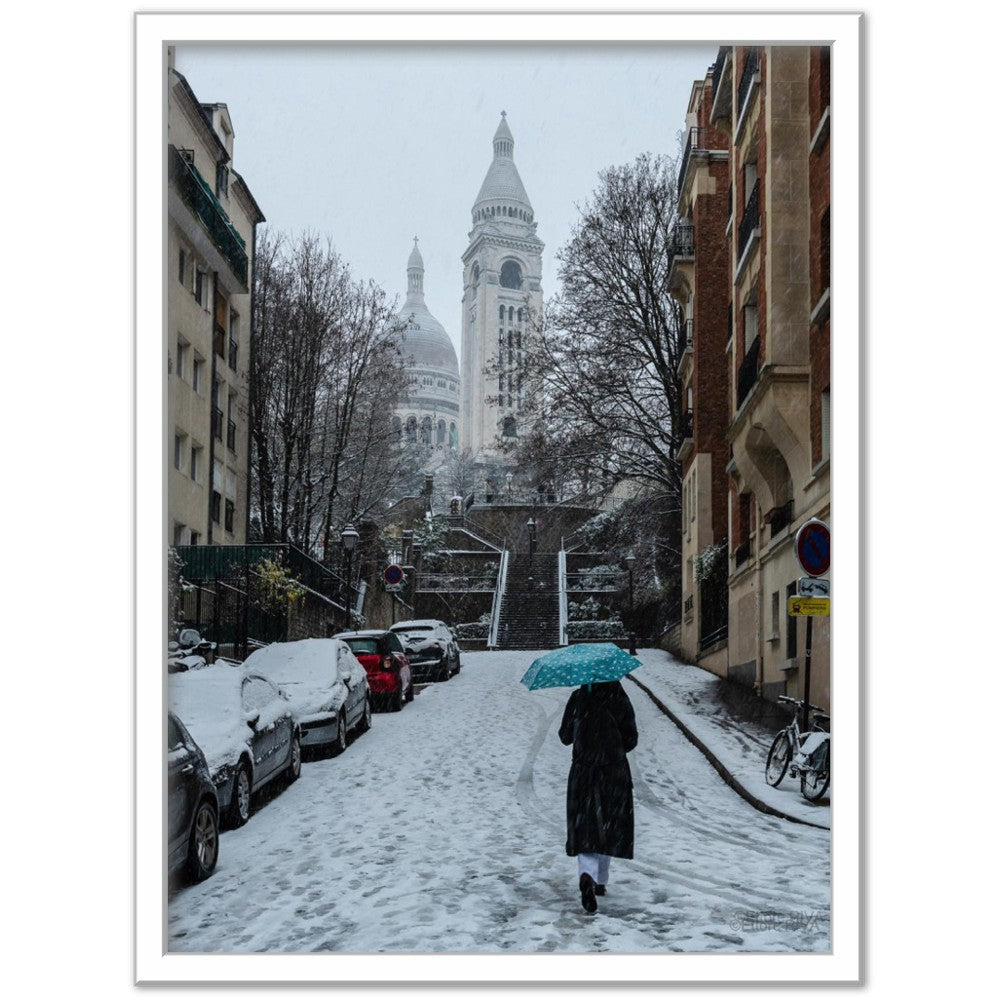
[357,696,372,734]
[392,686,404,712]
[227,760,252,828]
[333,711,348,754]
[405,678,415,702]
[452,652,461,675]
[186,800,219,883]
[437,659,451,682]
[286,732,301,782]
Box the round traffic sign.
[383,563,404,586]
[795,519,831,577]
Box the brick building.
[672,45,832,709]
[667,70,732,672]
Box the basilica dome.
[398,240,459,374]
[394,239,460,452]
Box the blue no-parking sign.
[795,519,831,577]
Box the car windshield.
[346,639,378,655]
[399,626,432,634]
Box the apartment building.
[703,45,832,708]
[667,72,732,674]
[166,48,264,547]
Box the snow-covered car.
[336,630,414,711]
[168,665,301,829]
[389,619,461,683]
[168,712,219,885]
[243,638,372,756]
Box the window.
[436,419,446,445]
[405,416,417,443]
[211,459,223,523]
[194,269,205,307]
[189,444,202,482]
[502,416,517,438]
[743,162,758,207]
[229,311,240,370]
[500,261,523,289]
[771,591,781,640]
[189,530,200,546]
[176,338,188,380]
[172,522,186,546]
[192,357,204,394]
[225,468,236,533]
[216,162,229,198]
[178,247,187,285]
[174,432,186,471]
[744,304,758,352]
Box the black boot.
[594,884,606,896]
[579,873,598,913]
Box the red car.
[336,630,414,712]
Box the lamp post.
[341,522,360,632]
[625,552,636,655]
[506,471,513,501]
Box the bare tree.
[250,230,410,555]
[502,152,686,614]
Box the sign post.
[793,519,831,729]
[383,564,405,625]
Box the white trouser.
[577,853,611,885]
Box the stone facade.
[166,48,264,548]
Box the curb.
[626,674,830,831]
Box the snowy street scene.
[159,24,839,976]
[168,649,829,954]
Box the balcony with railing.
[736,47,760,138]
[737,180,760,262]
[736,336,760,410]
[168,144,248,288]
[667,220,695,295]
[710,46,733,123]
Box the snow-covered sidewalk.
[628,649,830,828]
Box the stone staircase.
[496,553,561,650]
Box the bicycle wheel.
[801,740,830,801]
[765,731,792,786]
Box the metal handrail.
[487,544,509,649]
[557,548,568,646]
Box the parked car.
[168,665,301,829]
[389,618,461,683]
[168,712,219,885]
[336,630,414,711]
[243,638,372,756]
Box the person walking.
[558,679,638,913]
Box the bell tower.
[459,112,544,463]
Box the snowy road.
[168,650,830,953]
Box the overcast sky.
[173,43,718,353]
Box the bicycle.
[764,695,830,802]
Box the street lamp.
[341,522,360,631]
[624,552,636,655]
[506,471,513,500]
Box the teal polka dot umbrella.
[520,643,642,691]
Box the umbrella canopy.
[520,643,642,691]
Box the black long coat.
[558,680,638,859]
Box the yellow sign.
[788,597,830,617]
